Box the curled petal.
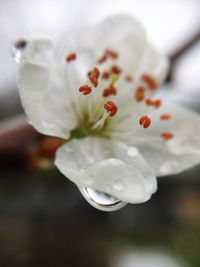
[55,137,157,204]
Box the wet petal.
[55,137,157,204]
[134,103,200,176]
[17,37,77,138]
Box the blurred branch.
[167,29,200,82]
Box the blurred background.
[0,0,200,266]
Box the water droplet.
[127,146,139,157]
[79,187,127,212]
[113,179,124,190]
[160,161,179,175]
[11,39,28,63]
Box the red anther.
[161,132,174,140]
[65,52,76,62]
[98,54,107,64]
[104,100,118,117]
[141,74,158,90]
[103,86,117,97]
[154,99,162,108]
[105,48,118,59]
[160,113,171,120]
[89,76,98,88]
[92,67,100,78]
[102,71,110,80]
[146,98,154,106]
[146,98,162,108]
[111,65,122,75]
[79,85,92,95]
[125,74,133,82]
[135,86,145,101]
[139,115,151,128]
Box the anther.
[105,48,118,59]
[125,74,133,82]
[160,114,171,120]
[146,98,162,108]
[139,115,151,128]
[111,65,122,75]
[103,86,117,97]
[104,100,118,117]
[102,71,110,80]
[135,87,145,102]
[161,132,174,140]
[79,85,92,95]
[88,67,100,87]
[89,76,98,87]
[141,74,158,90]
[65,52,76,62]
[98,54,107,64]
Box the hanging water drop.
[79,187,127,212]
[11,39,28,63]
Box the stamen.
[104,100,118,117]
[141,74,158,90]
[88,67,100,88]
[102,71,110,80]
[125,74,133,82]
[89,76,98,87]
[160,113,171,120]
[105,48,118,59]
[103,86,117,97]
[111,65,122,75]
[98,54,107,64]
[161,132,174,140]
[90,67,100,78]
[139,115,151,128]
[135,87,145,102]
[146,98,162,108]
[79,85,92,95]
[65,52,76,62]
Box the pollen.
[139,115,151,128]
[89,76,98,87]
[160,113,171,120]
[111,65,122,75]
[104,100,118,117]
[146,98,162,108]
[135,87,145,101]
[98,54,107,64]
[125,74,133,82]
[141,74,158,90]
[88,67,100,88]
[103,86,117,97]
[161,132,174,140]
[65,52,76,62]
[105,48,118,59]
[79,85,92,95]
[102,71,110,80]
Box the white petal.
[17,37,77,139]
[59,15,147,73]
[138,43,169,84]
[55,137,157,204]
[134,103,200,176]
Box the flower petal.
[55,137,157,204]
[17,37,78,139]
[60,15,147,73]
[134,103,200,176]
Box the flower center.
[65,48,174,141]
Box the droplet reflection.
[11,39,28,63]
[79,187,127,212]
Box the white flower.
[17,15,200,205]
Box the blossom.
[17,15,200,205]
